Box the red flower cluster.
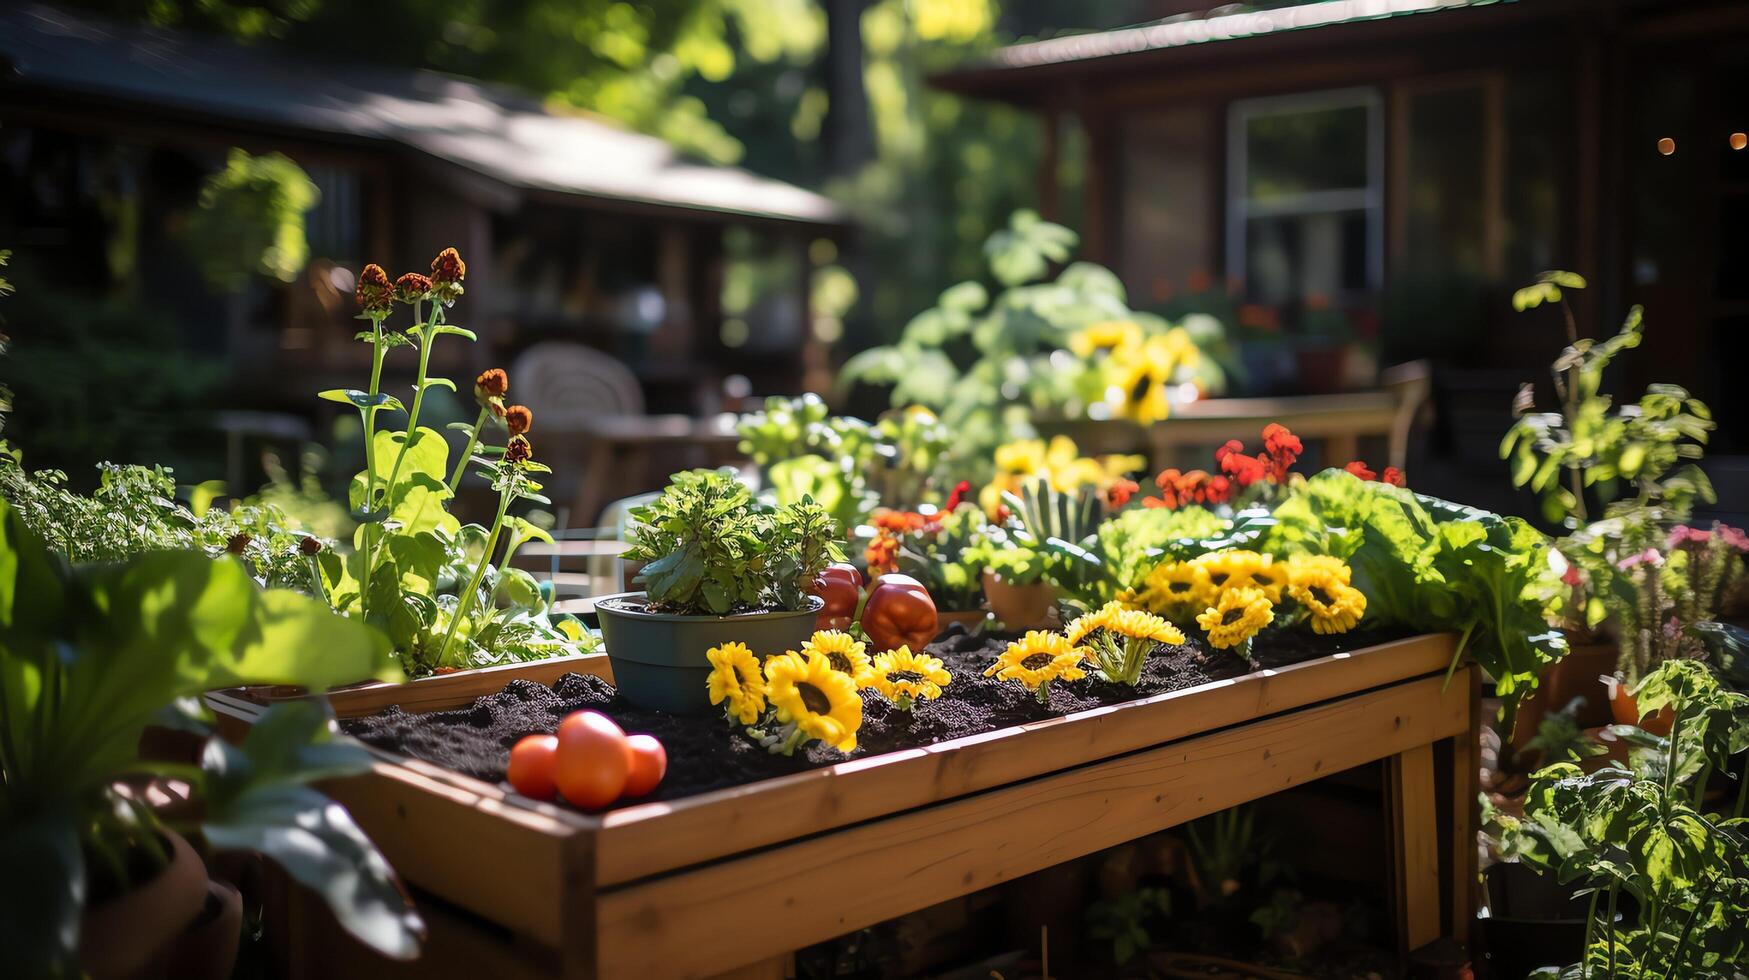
[1145,469,1231,509]
[356,264,393,314]
[1343,460,1406,487]
[1214,424,1300,487]
[1104,478,1140,510]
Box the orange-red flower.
[1344,460,1407,488]
[1104,478,1139,509]
[864,534,900,576]
[504,435,532,464]
[356,263,392,314]
[504,404,533,436]
[431,247,466,284]
[475,368,508,398]
[1150,468,1231,508]
[393,272,433,303]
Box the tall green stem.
[384,301,441,493]
[358,316,389,621]
[447,406,490,493]
[433,491,512,669]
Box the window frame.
[1225,86,1386,300]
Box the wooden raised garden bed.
[206,632,1478,980]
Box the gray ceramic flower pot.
[595,592,824,714]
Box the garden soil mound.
[343,625,1412,808]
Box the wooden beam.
[1388,741,1443,957]
[594,671,1471,978]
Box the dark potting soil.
[341,625,1414,810]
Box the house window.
[1226,88,1383,307]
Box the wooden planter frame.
[207,632,1478,980]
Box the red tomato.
[622,734,668,797]
[555,711,631,809]
[506,734,559,800]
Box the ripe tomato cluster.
[505,710,666,809]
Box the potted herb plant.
[599,468,842,712]
[0,498,422,978]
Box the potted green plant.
[0,498,422,978]
[599,468,842,712]
[968,532,1057,630]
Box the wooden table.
[567,414,741,526]
[207,633,1477,979]
[1044,361,1433,473]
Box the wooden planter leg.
[1388,742,1442,956]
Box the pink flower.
[1561,564,1584,587]
[1617,548,1664,571]
[1666,525,1712,549]
[1716,524,1749,553]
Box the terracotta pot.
[935,609,989,634]
[1508,640,1617,763]
[981,569,1059,631]
[80,829,208,980]
[166,879,243,980]
[1604,675,1675,736]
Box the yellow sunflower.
[984,630,1088,703]
[1236,554,1289,603]
[1070,320,1144,359]
[802,629,874,685]
[706,641,766,725]
[1066,601,1184,685]
[1193,551,1286,602]
[1288,567,1367,635]
[865,646,952,710]
[1287,553,1354,587]
[1140,561,1214,617]
[1196,588,1275,650]
[764,650,863,754]
[1108,333,1193,425]
[994,437,1048,476]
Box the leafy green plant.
[1085,886,1172,966]
[0,497,421,976]
[1262,469,1569,721]
[316,252,593,675]
[1505,660,1749,977]
[1027,487,1226,613]
[963,529,1046,586]
[0,459,325,592]
[1503,273,1714,527]
[182,148,320,292]
[841,210,1224,485]
[624,468,843,616]
[736,395,952,515]
[1522,696,1610,767]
